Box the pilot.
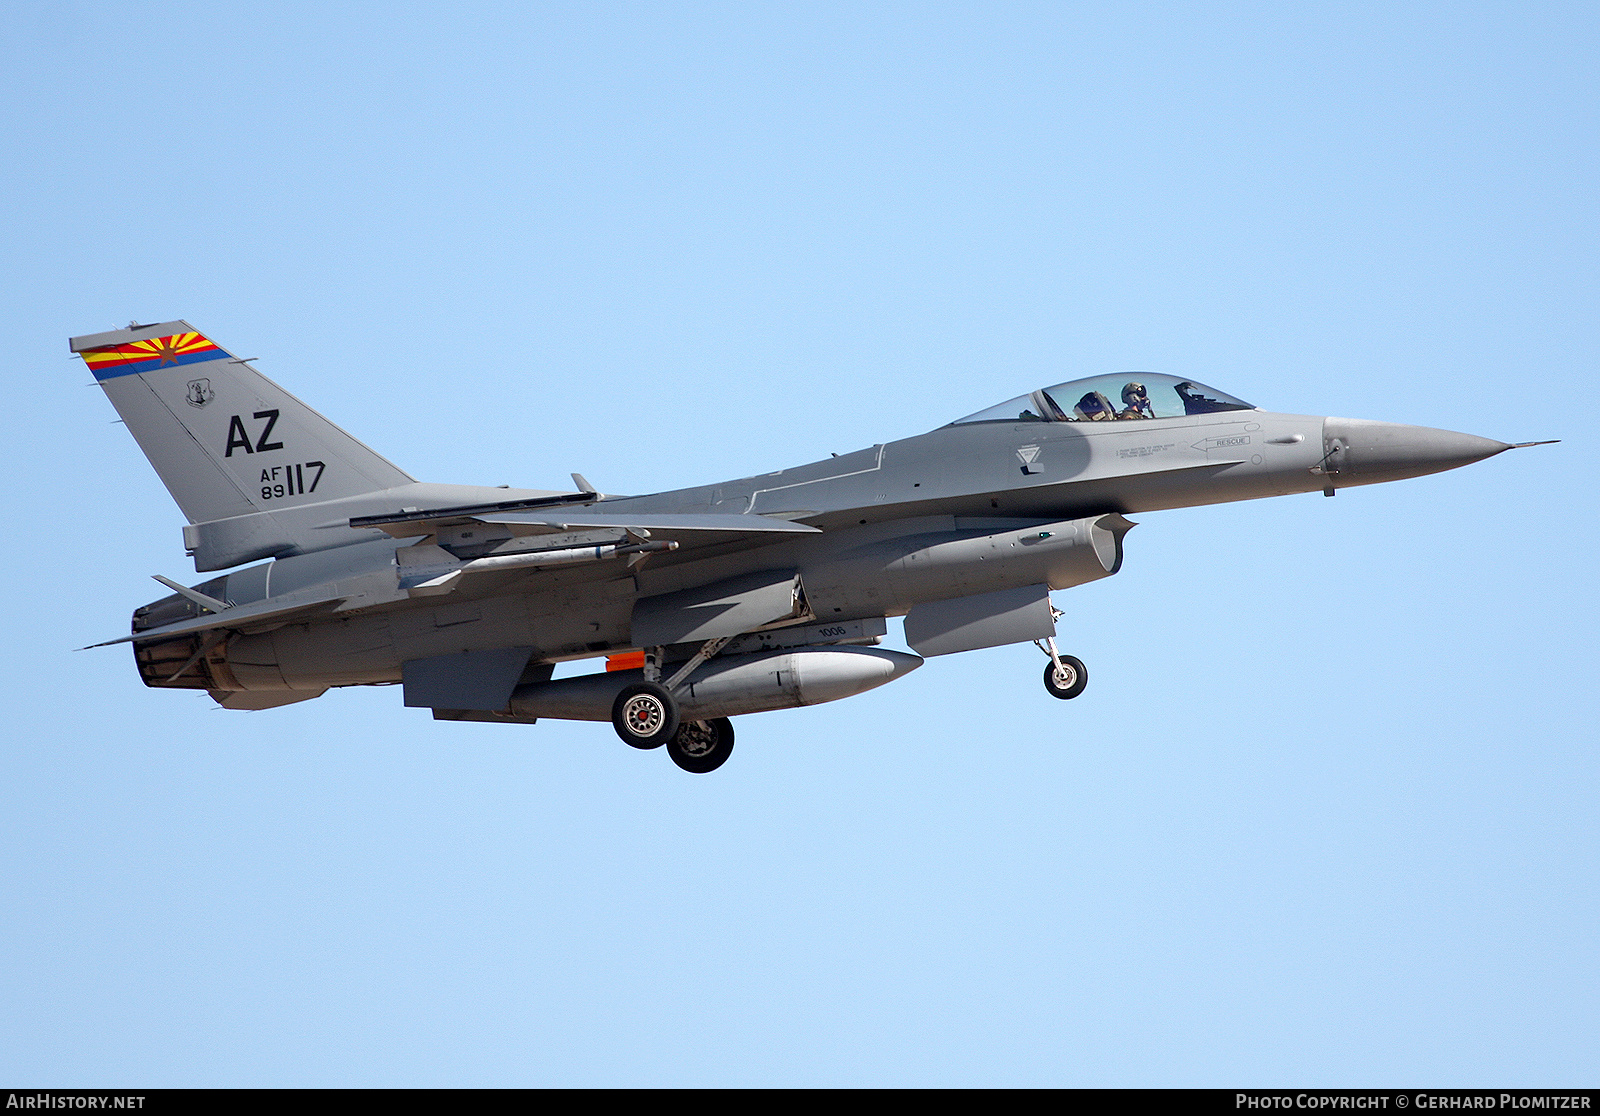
[1074,391,1117,421]
[1118,381,1153,420]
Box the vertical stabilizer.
[72,321,414,525]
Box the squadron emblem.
[185,378,214,408]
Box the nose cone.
[1323,418,1511,486]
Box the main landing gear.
[609,644,737,773]
[610,682,736,774]
[612,682,678,749]
[666,717,736,774]
[1035,637,1088,700]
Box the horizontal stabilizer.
[84,593,345,649]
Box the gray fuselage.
[134,404,1507,699]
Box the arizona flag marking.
[80,331,228,380]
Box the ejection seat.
[1072,391,1118,421]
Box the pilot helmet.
[1121,381,1149,407]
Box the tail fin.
[72,321,414,524]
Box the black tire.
[1043,655,1088,700]
[667,717,735,774]
[611,682,679,749]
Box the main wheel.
[667,717,735,774]
[1043,655,1088,700]
[612,682,679,749]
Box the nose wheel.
[1042,655,1087,699]
[1035,637,1088,700]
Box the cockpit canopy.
[953,373,1255,425]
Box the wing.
[476,510,818,535]
[352,504,820,541]
[90,503,825,644]
[347,498,822,600]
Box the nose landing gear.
[1042,655,1088,699]
[1035,637,1088,700]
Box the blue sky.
[2,1,1596,1086]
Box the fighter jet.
[74,321,1551,773]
